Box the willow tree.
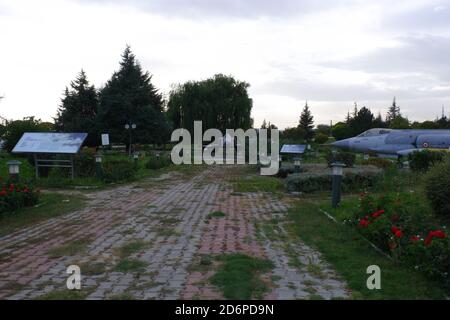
[167,74,253,134]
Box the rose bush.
[351,191,450,288]
[0,180,40,215]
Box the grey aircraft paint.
[331,128,450,157]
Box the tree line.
[274,97,450,144]
[0,46,253,152]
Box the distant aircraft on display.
[331,128,450,158]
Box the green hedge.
[102,159,137,183]
[286,171,379,193]
[145,155,171,170]
[325,150,356,167]
[361,158,395,169]
[408,150,446,172]
[424,158,450,218]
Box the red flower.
[410,235,419,243]
[0,190,7,196]
[359,219,370,227]
[371,209,385,218]
[391,226,403,238]
[424,230,447,247]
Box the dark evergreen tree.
[373,111,386,128]
[261,119,267,129]
[298,101,314,141]
[55,70,99,146]
[97,46,170,150]
[386,97,401,123]
[349,106,374,135]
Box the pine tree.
[373,111,386,128]
[386,97,401,123]
[97,46,170,149]
[54,70,99,146]
[261,119,267,129]
[298,101,314,141]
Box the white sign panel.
[12,132,87,154]
[101,134,110,146]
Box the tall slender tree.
[298,101,314,141]
[97,46,170,149]
[386,97,401,123]
[55,70,99,146]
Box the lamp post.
[6,160,21,182]
[125,122,137,156]
[293,156,301,173]
[331,161,345,208]
[94,153,103,179]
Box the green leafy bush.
[424,158,450,218]
[0,181,40,214]
[325,150,356,167]
[408,150,446,172]
[74,148,96,178]
[314,133,329,144]
[286,171,379,193]
[361,157,395,169]
[102,159,137,183]
[145,155,171,170]
[2,117,53,152]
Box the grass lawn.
[287,198,447,299]
[0,192,87,236]
[232,175,285,193]
[210,254,274,300]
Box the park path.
[0,166,349,300]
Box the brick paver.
[0,166,349,300]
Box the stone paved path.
[0,166,349,300]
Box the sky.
[1,0,450,129]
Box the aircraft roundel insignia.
[423,142,429,148]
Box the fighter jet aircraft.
[331,128,450,157]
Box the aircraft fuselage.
[331,129,450,157]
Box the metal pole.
[95,154,103,179]
[34,154,39,179]
[71,155,75,179]
[331,174,342,208]
[129,127,132,156]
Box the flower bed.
[0,180,40,214]
[350,192,449,288]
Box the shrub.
[314,133,329,144]
[102,159,137,183]
[285,171,379,193]
[74,148,96,178]
[325,150,356,167]
[424,158,450,218]
[0,181,40,214]
[361,157,395,169]
[408,150,446,172]
[145,155,171,170]
[351,191,450,288]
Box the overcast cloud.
[0,0,450,128]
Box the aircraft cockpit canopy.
[357,128,392,137]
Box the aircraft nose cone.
[331,138,350,149]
